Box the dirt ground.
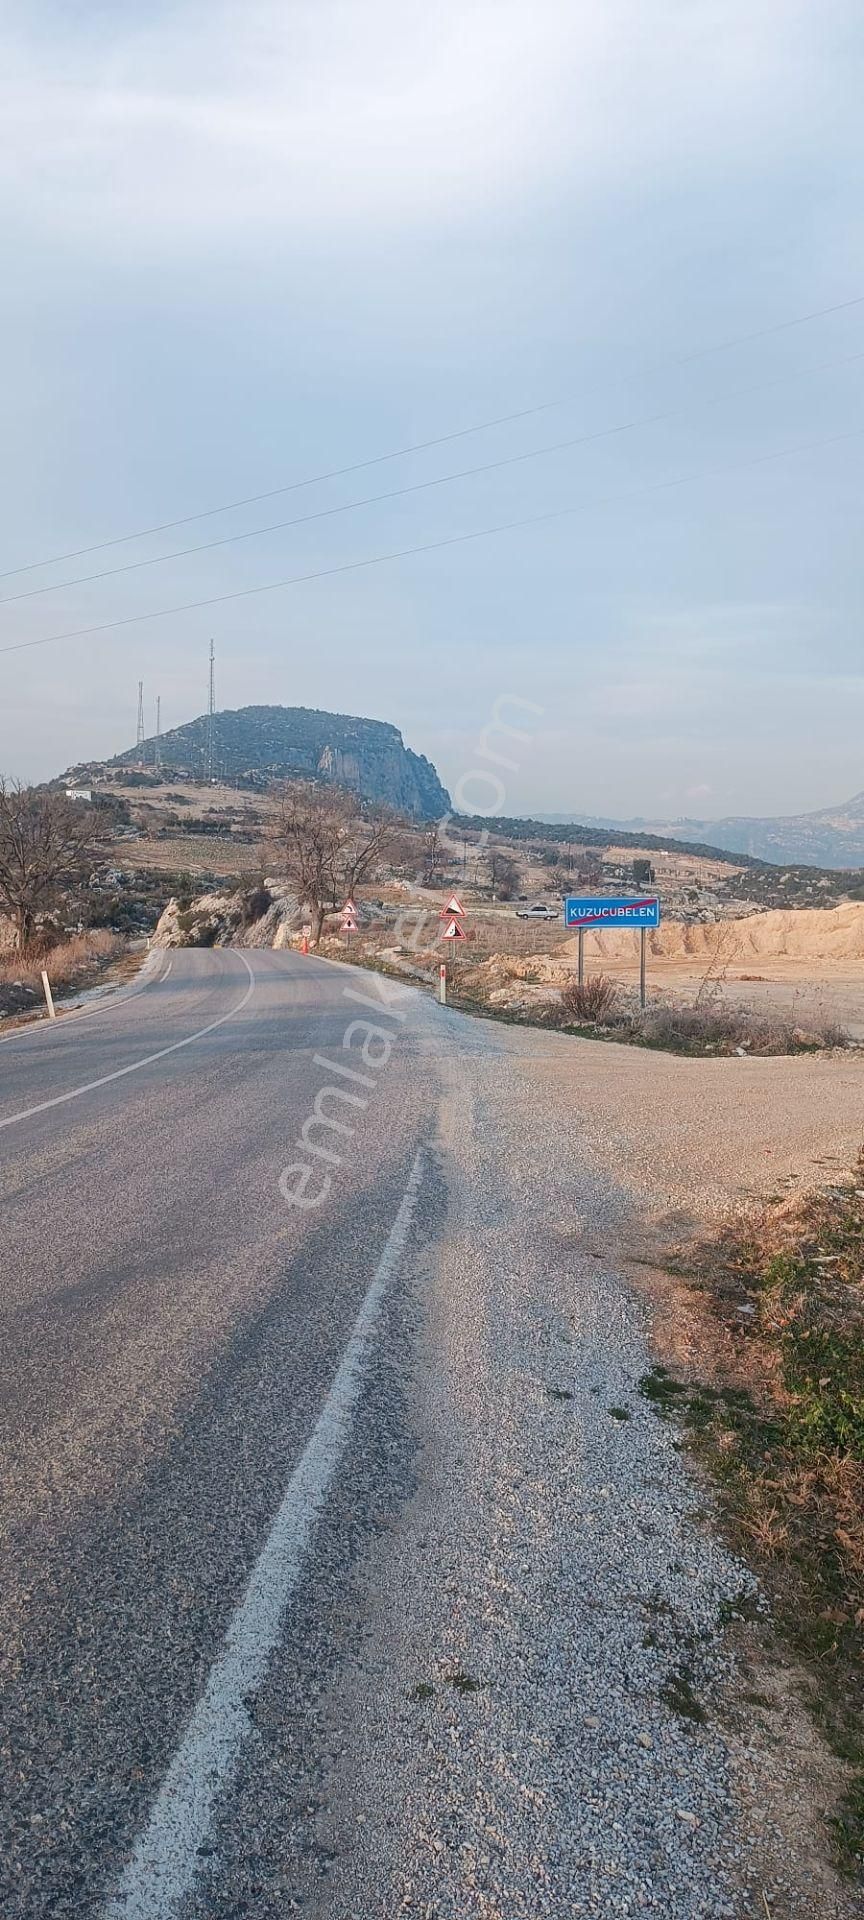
[434,902,864,1040]
[590,955,864,1040]
[572,903,864,1035]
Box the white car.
[515,902,560,920]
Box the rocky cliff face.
[111,705,449,819]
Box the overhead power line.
[0,402,558,585]
[1,288,863,586]
[2,342,862,610]
[1,420,860,660]
[677,290,864,364]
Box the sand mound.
[563,901,864,965]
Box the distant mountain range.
[106,704,450,820]
[536,793,864,869]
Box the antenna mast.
[136,680,145,757]
[155,696,162,771]
[206,640,216,782]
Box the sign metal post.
[563,895,661,1007]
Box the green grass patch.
[646,1163,864,1877]
[444,1667,482,1694]
[660,1664,708,1726]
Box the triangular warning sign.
[440,894,465,918]
[441,918,466,940]
[342,898,357,914]
[341,915,358,931]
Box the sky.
[0,0,862,820]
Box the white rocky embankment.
[152,884,300,950]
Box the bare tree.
[422,818,444,884]
[0,781,102,948]
[484,848,520,899]
[573,847,604,889]
[267,785,394,945]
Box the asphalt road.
[0,947,438,1918]
[3,949,863,1918]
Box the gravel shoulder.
[182,990,864,1917]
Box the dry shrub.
[560,974,619,1023]
[638,1001,848,1056]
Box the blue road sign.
[564,895,661,928]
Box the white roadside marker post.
[439,961,447,1005]
[41,970,57,1021]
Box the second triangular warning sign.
[441,918,466,940]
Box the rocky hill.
[109,705,450,820]
[539,793,864,869]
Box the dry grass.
[110,834,257,875]
[0,929,123,992]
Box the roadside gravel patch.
[169,994,861,1917]
[288,1035,759,1917]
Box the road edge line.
[103,1147,425,1920]
[0,952,256,1129]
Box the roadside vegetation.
[0,781,136,1021]
[643,1165,864,1874]
[0,929,126,1020]
[558,985,849,1055]
[265,784,399,945]
[0,778,110,946]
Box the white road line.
[0,948,169,1050]
[0,953,255,1130]
[103,1149,425,1920]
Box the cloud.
[0,1,852,247]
